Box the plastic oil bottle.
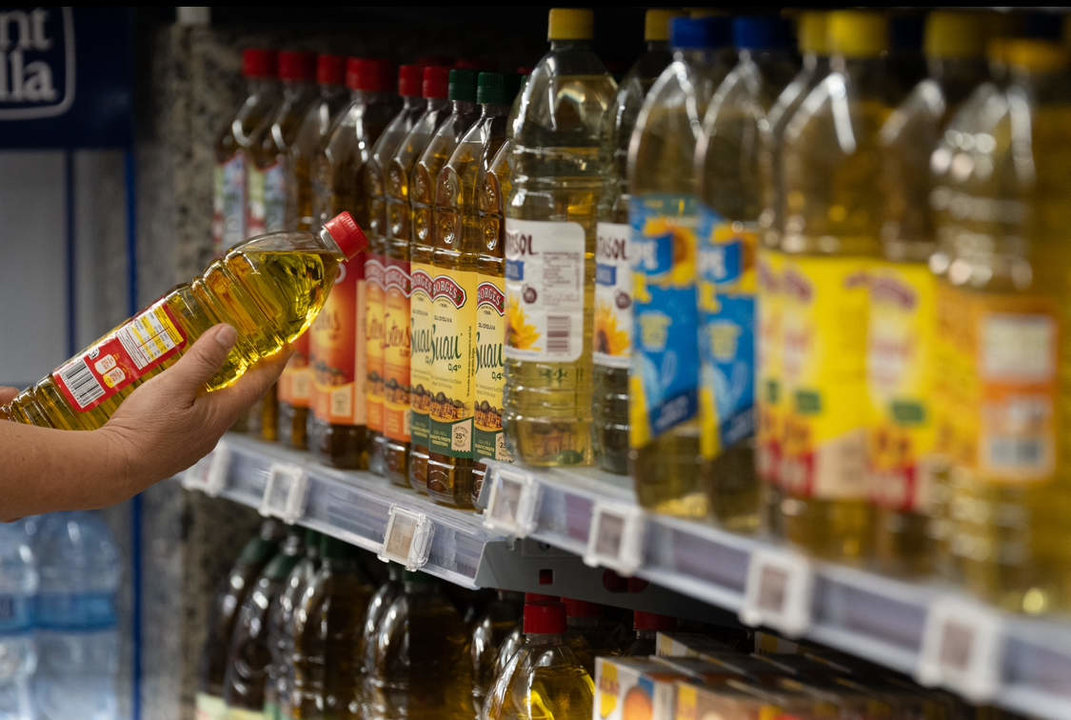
[3,214,367,432]
[364,572,473,720]
[776,10,891,563]
[358,564,404,678]
[427,71,512,507]
[266,529,321,720]
[366,65,429,476]
[410,68,481,492]
[870,11,990,578]
[756,11,828,537]
[629,16,733,518]
[309,59,400,470]
[382,65,452,486]
[503,8,617,467]
[594,9,681,475]
[471,590,524,715]
[278,55,349,450]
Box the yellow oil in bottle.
[778,11,889,563]
[503,9,617,468]
[870,11,989,577]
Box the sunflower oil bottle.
[410,68,481,492]
[623,611,677,656]
[629,16,733,518]
[594,9,682,475]
[3,215,367,431]
[756,11,828,537]
[777,10,890,563]
[870,11,990,578]
[278,55,349,450]
[309,59,400,469]
[427,71,512,507]
[366,65,429,476]
[695,15,797,533]
[503,8,617,467]
[471,590,524,714]
[364,572,473,720]
[266,530,321,720]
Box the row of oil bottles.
[193,521,1028,720]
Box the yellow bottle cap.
[797,11,829,56]
[645,8,683,43]
[1005,39,1069,74]
[828,10,889,59]
[925,11,988,60]
[548,8,594,41]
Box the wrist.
[94,426,145,496]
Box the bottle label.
[629,195,700,449]
[934,281,964,471]
[428,268,477,459]
[409,263,434,448]
[220,153,247,250]
[195,693,228,720]
[366,255,386,434]
[0,595,32,634]
[247,165,266,237]
[35,591,118,630]
[311,257,367,426]
[867,262,938,512]
[383,258,412,443]
[779,256,870,500]
[278,334,311,408]
[474,275,511,464]
[594,222,633,369]
[264,161,287,233]
[504,219,586,363]
[756,248,784,486]
[697,209,758,460]
[212,164,225,250]
[53,300,187,413]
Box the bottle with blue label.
[694,16,797,533]
[0,521,36,720]
[628,16,733,518]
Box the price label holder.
[584,501,646,576]
[917,596,1003,702]
[740,546,814,637]
[378,505,434,571]
[259,462,309,524]
[483,465,541,538]
[181,440,231,497]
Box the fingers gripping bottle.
[778,11,890,563]
[695,16,797,533]
[3,215,367,430]
[278,55,350,450]
[503,8,617,468]
[629,16,734,518]
[594,9,682,475]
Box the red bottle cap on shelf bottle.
[633,611,677,632]
[242,49,277,78]
[524,598,567,635]
[398,64,424,98]
[346,58,369,91]
[317,54,345,86]
[278,51,315,82]
[563,598,601,619]
[324,212,368,260]
[348,58,394,93]
[422,66,450,100]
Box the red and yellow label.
[383,258,412,443]
[310,256,366,426]
[366,255,386,433]
[278,333,311,408]
[756,248,784,487]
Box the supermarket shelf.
[480,461,1071,720]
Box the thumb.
[160,324,238,401]
[0,386,20,405]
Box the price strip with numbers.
[917,596,1003,702]
[181,440,231,497]
[378,506,435,571]
[259,462,309,524]
[584,501,646,576]
[483,465,541,537]
[740,547,814,637]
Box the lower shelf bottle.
[471,590,524,714]
[267,529,322,720]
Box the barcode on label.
[989,439,1045,470]
[57,359,105,410]
[546,315,571,355]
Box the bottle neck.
[525,632,564,646]
[452,99,478,115]
[320,83,346,100]
[400,95,425,112]
[675,47,723,66]
[282,79,313,100]
[550,39,593,52]
[646,40,670,54]
[481,102,510,119]
[426,96,450,112]
[567,616,599,629]
[247,77,277,95]
[802,53,829,74]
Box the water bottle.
[33,512,120,720]
[0,522,37,720]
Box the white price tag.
[584,501,645,575]
[917,596,1003,702]
[378,506,434,570]
[740,547,814,637]
[259,462,308,524]
[182,441,231,497]
[483,465,540,537]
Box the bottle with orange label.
[365,64,430,476]
[309,59,400,470]
[410,68,480,493]
[778,11,889,563]
[278,54,350,450]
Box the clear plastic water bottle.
[0,521,37,720]
[33,512,120,720]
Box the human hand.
[0,387,17,405]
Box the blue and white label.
[0,594,32,634]
[35,592,117,631]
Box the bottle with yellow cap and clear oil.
[503,9,617,467]
[778,10,890,563]
[869,11,990,578]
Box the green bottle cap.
[477,72,508,105]
[449,68,478,103]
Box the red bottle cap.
[278,51,314,82]
[324,212,368,260]
[242,49,277,78]
[398,64,424,98]
[317,54,345,86]
[422,66,450,99]
[563,598,601,619]
[524,599,567,635]
[633,611,677,632]
[348,58,394,93]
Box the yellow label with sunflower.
[756,248,784,486]
[780,255,871,500]
[594,222,632,369]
